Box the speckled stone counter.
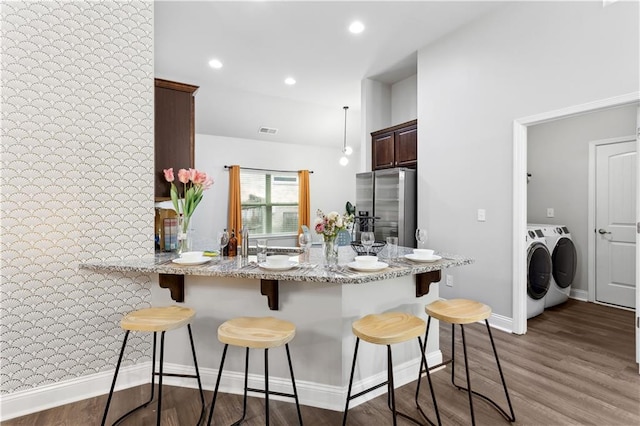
[81,246,473,309]
[81,246,472,284]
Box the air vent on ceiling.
[258,126,278,135]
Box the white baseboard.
[570,289,588,301]
[160,349,443,411]
[488,312,513,334]
[0,362,151,422]
[0,351,444,420]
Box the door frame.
[588,136,637,306]
[512,91,640,335]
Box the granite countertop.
[81,246,474,285]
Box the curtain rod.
[224,165,314,174]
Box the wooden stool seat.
[103,305,204,426]
[120,306,195,332]
[352,312,426,345]
[218,316,296,349]
[425,299,491,325]
[418,298,515,425]
[208,316,303,424]
[344,312,440,425]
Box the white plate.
[172,257,212,265]
[404,254,442,263]
[347,261,389,272]
[258,261,299,271]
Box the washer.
[526,225,552,319]
[531,224,577,308]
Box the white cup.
[266,255,290,267]
[180,251,203,261]
[413,248,434,258]
[256,239,268,263]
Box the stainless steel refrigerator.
[355,168,416,247]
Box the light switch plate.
[547,208,554,218]
[477,209,486,222]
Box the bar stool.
[417,299,515,425]
[101,305,205,426]
[343,312,441,426]
[207,316,303,426]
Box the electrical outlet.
[446,275,454,287]
[477,209,486,222]
[547,208,555,218]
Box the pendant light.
[339,106,352,166]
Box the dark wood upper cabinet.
[371,120,417,170]
[154,78,199,200]
[372,133,395,169]
[394,124,417,167]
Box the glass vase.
[177,215,191,255]
[323,235,338,269]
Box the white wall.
[361,79,392,171]
[416,1,639,317]
[191,134,359,248]
[391,74,418,124]
[0,0,154,407]
[528,104,637,295]
[361,74,418,171]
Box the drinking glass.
[361,231,375,256]
[218,230,229,255]
[386,236,398,260]
[256,238,268,263]
[298,232,311,264]
[415,228,428,248]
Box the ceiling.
[154,1,502,149]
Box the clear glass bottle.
[241,226,249,258]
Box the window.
[240,170,299,235]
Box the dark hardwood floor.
[3,299,639,425]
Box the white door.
[595,140,637,307]
[636,106,639,370]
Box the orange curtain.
[228,165,242,235]
[298,170,310,234]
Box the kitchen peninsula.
[81,247,473,411]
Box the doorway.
[512,92,640,337]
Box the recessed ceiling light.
[284,77,296,85]
[349,21,365,34]
[208,59,223,69]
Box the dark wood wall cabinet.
[154,78,199,200]
[371,119,417,170]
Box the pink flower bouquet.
[314,209,353,240]
[163,167,213,234]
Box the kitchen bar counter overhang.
[80,247,474,412]
[81,248,473,310]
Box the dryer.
[526,226,552,319]
[529,224,578,308]
[542,225,577,308]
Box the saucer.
[404,254,442,263]
[347,261,388,272]
[172,257,212,266]
[258,261,299,271]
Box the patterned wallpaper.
[1,1,154,393]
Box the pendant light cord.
[343,106,348,152]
